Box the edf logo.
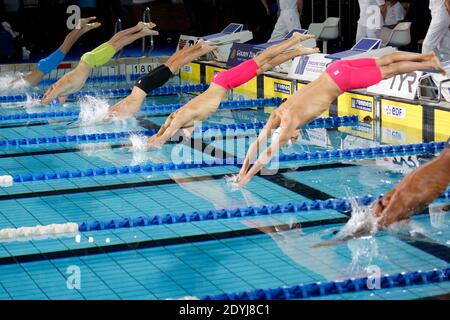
[383,104,406,119]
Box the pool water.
[0,76,448,300]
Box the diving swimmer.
[314,138,450,247]
[40,21,159,105]
[8,17,101,88]
[371,137,450,227]
[237,51,447,187]
[143,32,319,148]
[102,40,219,121]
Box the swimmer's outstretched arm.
[371,142,450,227]
[238,108,284,178]
[40,22,158,105]
[16,17,101,87]
[103,41,218,121]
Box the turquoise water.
[0,77,448,300]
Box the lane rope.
[0,84,209,103]
[3,139,443,184]
[0,115,357,147]
[0,188,447,239]
[0,97,283,122]
[201,266,450,300]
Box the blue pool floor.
[0,77,448,300]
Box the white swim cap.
[0,175,13,187]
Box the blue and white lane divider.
[0,140,444,185]
[38,73,149,86]
[0,189,448,239]
[39,75,127,86]
[201,266,450,300]
[0,84,209,104]
[0,97,283,123]
[0,115,357,147]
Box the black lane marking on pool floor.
[398,233,450,264]
[204,143,450,268]
[0,218,349,266]
[0,163,355,201]
[0,121,53,129]
[0,133,259,159]
[260,173,351,216]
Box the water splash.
[78,96,110,125]
[224,174,241,191]
[0,73,30,93]
[336,197,380,239]
[129,134,148,151]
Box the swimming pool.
[0,75,448,300]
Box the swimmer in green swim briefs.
[40,21,158,105]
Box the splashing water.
[0,74,30,94]
[129,134,148,151]
[224,174,241,191]
[336,197,380,239]
[79,96,110,125]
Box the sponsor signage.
[227,43,261,67]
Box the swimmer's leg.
[257,46,320,74]
[380,60,444,79]
[109,27,158,52]
[253,32,312,67]
[108,21,151,43]
[377,51,439,66]
[165,41,218,74]
[377,51,445,75]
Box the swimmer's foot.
[78,17,101,34]
[292,46,321,56]
[199,41,219,55]
[291,32,315,43]
[138,21,156,30]
[426,51,447,75]
[142,26,159,36]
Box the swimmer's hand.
[371,149,450,228]
[312,227,372,248]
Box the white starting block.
[177,23,253,63]
[417,61,450,103]
[288,38,396,82]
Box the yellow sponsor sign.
[381,99,422,129]
[234,77,258,98]
[435,109,450,141]
[180,62,201,83]
[338,122,375,140]
[205,65,226,83]
[381,123,422,145]
[338,93,374,121]
[263,77,292,99]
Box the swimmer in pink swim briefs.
[237,51,446,187]
[143,32,320,148]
